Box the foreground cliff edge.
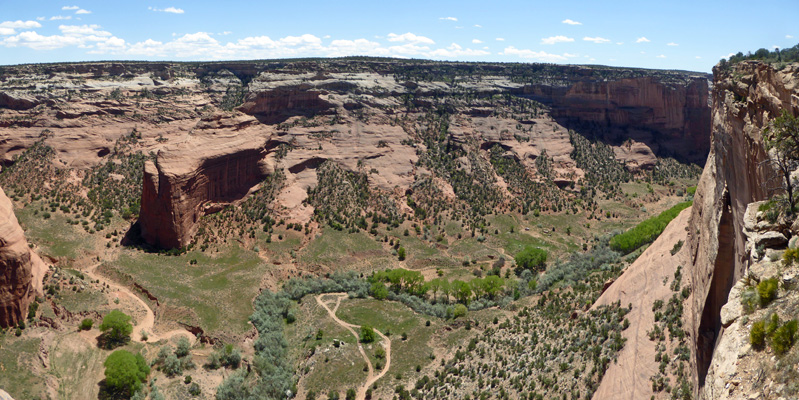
[594,60,799,399]
[0,187,46,328]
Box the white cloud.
[429,42,489,58]
[495,37,505,41]
[75,9,91,14]
[583,36,610,44]
[502,46,567,62]
[541,35,574,45]
[474,24,482,28]
[149,7,185,14]
[472,39,483,44]
[787,35,794,39]
[50,16,73,20]
[36,17,45,21]
[695,56,702,59]
[562,19,582,25]
[636,37,650,43]
[439,17,457,21]
[62,5,79,10]
[667,42,678,46]
[656,54,666,58]
[616,42,623,45]
[0,20,42,29]
[220,31,232,36]
[387,32,434,44]
[0,20,42,35]
[563,53,578,58]
[1,23,116,50]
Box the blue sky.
[1,1,797,72]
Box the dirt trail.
[82,263,194,344]
[316,293,391,400]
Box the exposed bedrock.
[0,187,46,328]
[524,76,711,164]
[591,61,799,400]
[139,128,277,249]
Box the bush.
[514,246,548,273]
[750,320,766,348]
[175,336,191,358]
[740,288,758,314]
[79,318,94,331]
[757,277,779,306]
[162,354,183,377]
[784,248,799,266]
[453,304,468,318]
[609,201,692,254]
[103,350,150,397]
[772,319,798,355]
[360,325,376,343]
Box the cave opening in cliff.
[697,191,736,387]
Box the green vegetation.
[720,43,799,68]
[360,325,376,343]
[79,318,94,331]
[99,310,133,349]
[764,110,799,212]
[103,350,150,398]
[609,201,692,254]
[750,320,767,347]
[514,246,548,273]
[757,277,779,307]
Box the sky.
[1,1,797,72]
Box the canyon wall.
[0,187,45,328]
[688,61,799,391]
[525,76,711,164]
[592,61,799,400]
[139,129,276,249]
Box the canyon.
[3,56,798,400]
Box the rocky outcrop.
[525,76,711,164]
[0,187,46,327]
[688,61,798,392]
[139,124,277,249]
[238,87,333,121]
[592,61,799,400]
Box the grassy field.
[15,202,95,260]
[109,245,269,337]
[297,228,388,267]
[0,336,48,400]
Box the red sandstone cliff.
[0,187,46,328]
[139,126,277,249]
[525,76,710,164]
[592,61,799,400]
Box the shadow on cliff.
[120,221,182,255]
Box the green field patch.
[16,203,94,260]
[0,336,47,400]
[110,244,268,336]
[298,228,387,266]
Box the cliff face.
[525,76,711,164]
[139,127,276,249]
[0,187,45,328]
[591,61,799,400]
[688,61,799,390]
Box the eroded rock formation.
[139,125,276,249]
[592,61,799,400]
[0,187,46,327]
[525,76,711,164]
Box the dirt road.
[316,293,391,400]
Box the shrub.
[784,247,799,266]
[740,288,758,314]
[750,320,766,348]
[609,201,692,254]
[757,277,779,306]
[772,319,798,355]
[79,318,94,331]
[175,336,191,358]
[514,246,548,273]
[162,354,183,377]
[453,304,468,318]
[397,247,406,261]
[360,325,376,343]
